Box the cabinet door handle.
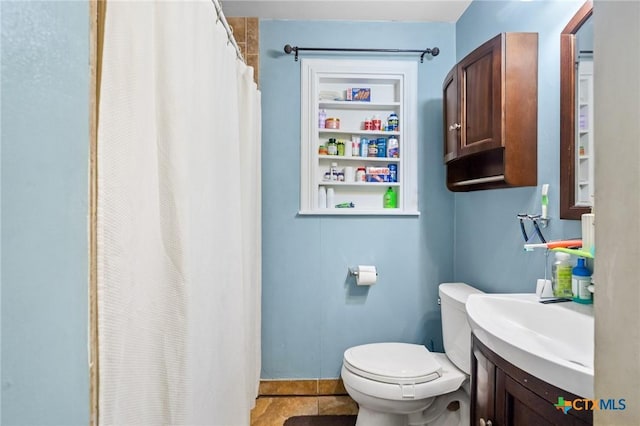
[479,419,493,426]
[449,123,461,131]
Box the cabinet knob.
[449,123,461,131]
[479,419,493,426]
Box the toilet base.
[354,395,467,426]
[407,389,468,426]
[355,406,407,426]
[349,385,469,426]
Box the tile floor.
[250,380,359,426]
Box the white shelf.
[575,58,594,208]
[300,59,418,215]
[319,182,401,187]
[318,155,400,163]
[319,101,401,110]
[318,129,400,137]
[299,209,420,216]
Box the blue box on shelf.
[347,88,371,102]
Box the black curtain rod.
[283,44,440,63]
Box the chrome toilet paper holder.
[349,267,378,277]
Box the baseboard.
[258,379,348,396]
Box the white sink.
[466,293,594,398]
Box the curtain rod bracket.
[283,44,440,63]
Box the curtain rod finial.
[283,44,299,61]
[420,46,440,62]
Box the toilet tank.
[439,283,484,374]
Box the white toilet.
[341,283,483,426]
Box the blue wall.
[260,21,456,378]
[453,0,584,292]
[1,1,90,424]
[260,0,587,379]
[0,0,591,412]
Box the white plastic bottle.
[326,187,335,208]
[572,257,592,304]
[387,137,399,158]
[351,136,360,156]
[318,109,327,129]
[330,162,338,181]
[552,252,573,297]
[318,186,327,209]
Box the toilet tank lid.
[439,283,483,305]
[343,343,442,385]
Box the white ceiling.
[220,0,473,23]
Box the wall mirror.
[560,1,593,219]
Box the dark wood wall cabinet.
[471,335,593,426]
[443,33,538,192]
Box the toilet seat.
[342,344,467,401]
[343,343,442,385]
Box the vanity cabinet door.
[471,343,496,426]
[472,334,593,426]
[495,370,589,426]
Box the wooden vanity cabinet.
[471,334,592,426]
[443,33,538,191]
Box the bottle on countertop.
[572,257,592,304]
[551,252,572,298]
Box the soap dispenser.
[572,257,592,304]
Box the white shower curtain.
[97,1,261,424]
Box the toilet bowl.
[341,283,483,426]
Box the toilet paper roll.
[356,265,377,286]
